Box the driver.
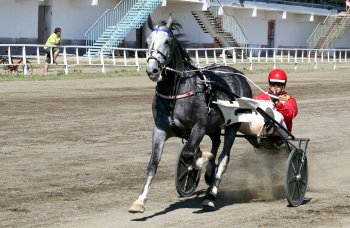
[239,68,298,137]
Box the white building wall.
[275,19,317,48]
[334,29,350,48]
[0,0,117,43]
[0,0,38,38]
[237,19,267,46]
[227,9,269,46]
[51,0,116,41]
[151,2,214,46]
[152,3,321,48]
[228,8,321,48]
[0,0,348,49]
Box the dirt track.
[1,68,350,227]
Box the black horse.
[129,17,252,213]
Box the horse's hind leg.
[205,129,221,185]
[202,124,240,208]
[129,128,167,213]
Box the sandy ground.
[1,68,350,228]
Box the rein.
[165,66,279,100]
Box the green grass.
[0,64,340,82]
[0,68,147,81]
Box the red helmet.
[268,69,287,86]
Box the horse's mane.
[157,20,192,63]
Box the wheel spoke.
[299,179,307,187]
[177,169,188,182]
[291,182,297,200]
[195,171,200,182]
[291,160,298,176]
[183,173,189,191]
[288,178,296,185]
[295,181,301,200]
[179,158,190,168]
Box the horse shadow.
[131,189,206,221]
[131,185,311,221]
[193,185,286,214]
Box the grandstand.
[249,0,344,11]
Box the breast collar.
[155,90,195,100]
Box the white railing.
[187,47,349,71]
[0,44,147,75]
[0,44,349,75]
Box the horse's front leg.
[181,124,206,167]
[128,127,168,213]
[202,123,240,208]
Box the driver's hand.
[279,94,290,102]
[272,97,279,105]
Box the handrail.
[85,0,124,36]
[307,11,336,49]
[84,9,110,37]
[85,0,162,52]
[323,11,350,48]
[306,22,321,47]
[85,0,140,47]
[209,0,248,47]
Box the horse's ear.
[166,16,172,29]
[147,15,153,30]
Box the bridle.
[146,27,175,75]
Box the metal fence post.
[63,47,68,75]
[135,50,139,72]
[21,46,27,75]
[100,48,105,73]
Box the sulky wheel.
[285,148,308,207]
[175,143,201,197]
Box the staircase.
[85,0,163,56]
[192,0,248,52]
[307,10,350,52]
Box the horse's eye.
[164,40,170,45]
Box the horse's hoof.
[128,203,145,213]
[201,198,216,208]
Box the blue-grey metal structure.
[85,0,163,55]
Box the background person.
[44,27,62,75]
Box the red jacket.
[254,89,298,132]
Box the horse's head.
[146,16,175,82]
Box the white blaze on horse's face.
[146,27,172,82]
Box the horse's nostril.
[152,69,159,74]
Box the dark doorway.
[38,5,52,44]
[267,20,275,55]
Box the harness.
[146,26,228,135]
[155,90,195,100]
[146,27,173,75]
